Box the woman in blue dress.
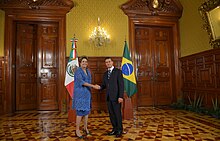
[73,56,99,138]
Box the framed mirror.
[199,0,220,48]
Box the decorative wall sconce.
[89,17,110,47]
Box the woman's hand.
[92,84,101,90]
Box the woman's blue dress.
[72,67,92,116]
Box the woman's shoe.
[83,129,91,136]
[75,131,84,139]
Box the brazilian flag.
[121,41,137,97]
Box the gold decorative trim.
[199,0,220,48]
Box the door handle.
[41,73,48,78]
[148,72,154,80]
[154,72,159,80]
[151,76,154,80]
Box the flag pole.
[68,37,76,122]
[65,36,79,122]
[121,40,136,120]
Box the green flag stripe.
[123,42,131,60]
[123,78,137,97]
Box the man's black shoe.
[107,131,117,136]
[115,131,122,138]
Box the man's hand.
[118,98,123,103]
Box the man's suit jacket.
[101,67,124,101]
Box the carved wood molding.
[0,0,73,12]
[121,0,182,18]
[0,57,4,115]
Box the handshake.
[92,84,101,90]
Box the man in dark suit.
[98,57,124,138]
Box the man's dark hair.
[104,57,113,61]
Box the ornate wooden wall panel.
[180,48,220,109]
[216,55,220,88]
[0,57,4,115]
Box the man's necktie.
[108,70,111,79]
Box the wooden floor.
[0,107,220,141]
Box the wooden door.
[15,22,59,111]
[136,26,174,107]
[16,23,37,110]
[37,23,59,110]
[1,0,73,114]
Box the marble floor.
[0,107,220,141]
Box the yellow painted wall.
[179,0,211,57]
[66,0,128,57]
[0,10,4,56]
[0,1,216,57]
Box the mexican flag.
[64,38,79,99]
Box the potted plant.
[187,94,203,113]
[211,97,220,119]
